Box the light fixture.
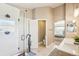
[74,5,79,18]
[5,14,10,18]
[72,20,76,23]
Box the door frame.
[35,19,47,48]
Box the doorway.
[38,20,46,48]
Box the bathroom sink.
[57,38,79,56]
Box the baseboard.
[46,42,54,48]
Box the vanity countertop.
[56,38,79,56]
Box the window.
[0,19,15,34]
[54,20,65,38]
[0,19,15,26]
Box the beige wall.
[65,3,77,38]
[33,7,54,46]
[76,4,79,35]
[53,4,65,22]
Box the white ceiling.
[8,3,64,9]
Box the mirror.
[54,20,65,38]
[67,20,76,32]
